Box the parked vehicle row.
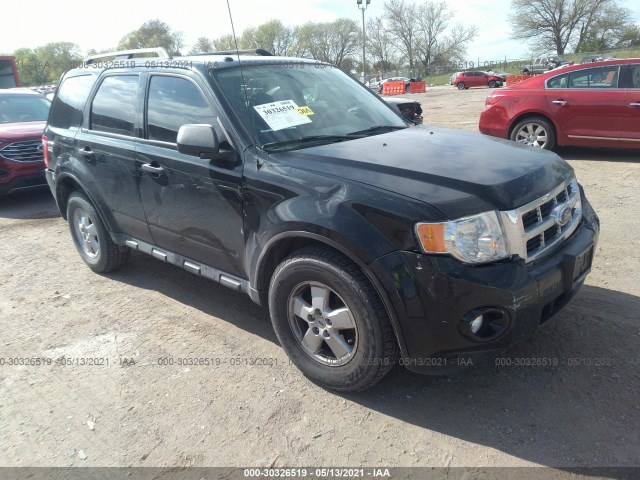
[479,58,640,150]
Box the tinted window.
[568,66,619,88]
[91,75,138,136]
[631,65,640,88]
[49,74,95,129]
[146,76,214,143]
[547,73,568,89]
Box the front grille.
[500,178,582,263]
[0,140,44,162]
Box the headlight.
[415,211,510,264]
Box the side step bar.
[122,237,248,294]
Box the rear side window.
[146,75,215,143]
[90,75,138,136]
[49,75,95,129]
[547,73,568,89]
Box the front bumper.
[370,195,600,374]
[0,157,47,195]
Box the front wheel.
[510,117,556,150]
[488,80,497,88]
[457,82,465,90]
[67,192,130,272]
[268,246,398,391]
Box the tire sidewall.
[510,117,556,150]
[67,193,111,272]
[269,256,388,391]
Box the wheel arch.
[508,112,558,141]
[54,173,116,234]
[251,232,410,358]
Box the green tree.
[617,24,640,48]
[414,2,477,72]
[189,37,214,55]
[118,19,184,56]
[509,0,612,55]
[366,16,398,72]
[384,0,419,70]
[575,4,634,52]
[240,20,295,55]
[296,19,360,66]
[212,34,238,52]
[14,42,82,86]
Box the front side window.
[146,76,215,143]
[568,66,619,88]
[212,63,407,152]
[90,75,138,136]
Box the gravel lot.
[1,85,638,475]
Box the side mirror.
[177,124,232,161]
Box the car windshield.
[0,94,51,124]
[211,63,407,152]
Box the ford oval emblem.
[557,206,572,227]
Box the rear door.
[74,73,152,242]
[545,65,626,146]
[621,63,640,145]
[136,73,245,277]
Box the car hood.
[273,125,573,219]
[0,121,47,142]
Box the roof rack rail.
[84,47,171,64]
[192,49,273,57]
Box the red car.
[479,58,640,150]
[0,89,50,198]
[454,71,503,90]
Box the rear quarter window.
[49,74,96,129]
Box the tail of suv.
[44,48,599,391]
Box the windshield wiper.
[262,135,358,152]
[346,125,406,136]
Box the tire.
[66,191,130,273]
[510,117,556,150]
[522,69,529,75]
[268,246,399,392]
[488,80,497,88]
[457,82,465,90]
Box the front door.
[546,65,626,146]
[137,74,245,276]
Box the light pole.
[357,0,371,83]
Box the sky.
[2,0,639,63]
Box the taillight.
[484,95,503,107]
[42,135,50,168]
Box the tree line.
[6,0,640,86]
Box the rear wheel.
[510,117,556,150]
[488,80,497,88]
[67,192,130,273]
[268,246,398,391]
[457,82,465,90]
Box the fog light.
[460,307,511,342]
[470,315,483,334]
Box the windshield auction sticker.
[253,100,312,131]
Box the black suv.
[44,48,599,391]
